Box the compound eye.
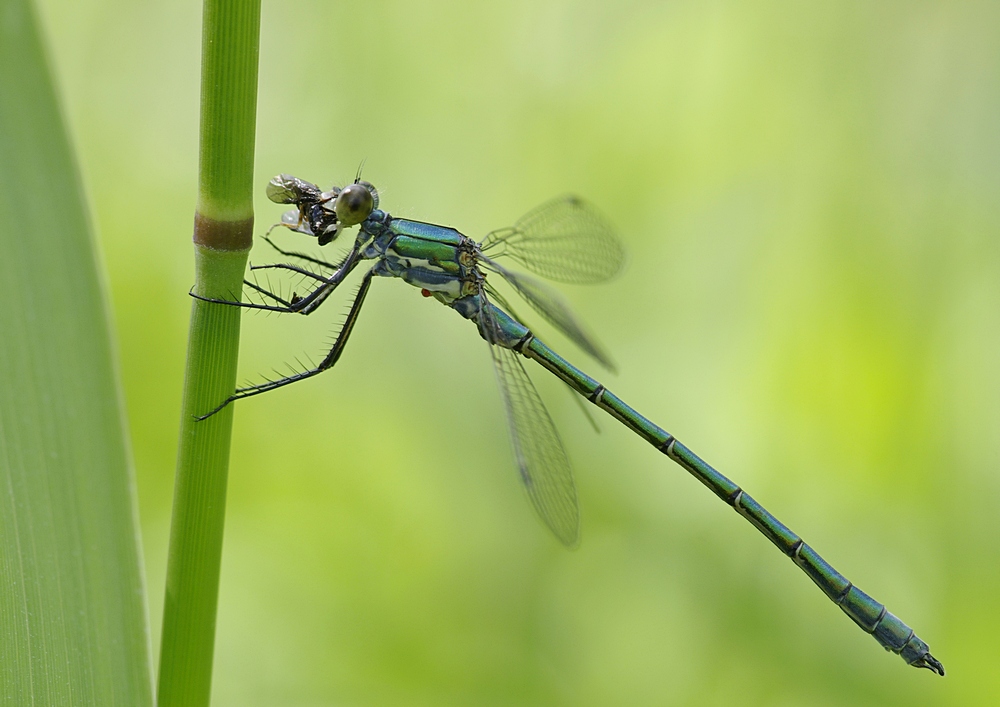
[334,183,374,226]
[357,180,379,210]
[266,174,321,204]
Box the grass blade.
[0,1,153,704]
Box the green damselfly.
[195,173,944,675]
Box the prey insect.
[194,172,944,675]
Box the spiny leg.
[196,268,376,420]
[261,233,348,270]
[241,278,294,309]
[191,243,363,315]
[191,281,318,314]
[242,262,334,308]
[249,261,332,280]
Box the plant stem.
[157,1,261,705]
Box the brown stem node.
[193,212,254,251]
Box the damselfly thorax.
[361,209,484,306]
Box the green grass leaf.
[0,1,153,704]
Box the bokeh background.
[36,0,997,704]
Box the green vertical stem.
[157,1,261,706]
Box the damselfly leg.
[191,242,363,315]
[261,233,347,271]
[196,267,376,419]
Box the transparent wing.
[483,260,615,371]
[479,302,580,546]
[480,196,626,284]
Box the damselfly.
[195,173,944,675]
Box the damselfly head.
[266,174,322,205]
[334,181,378,226]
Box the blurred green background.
[36,0,997,704]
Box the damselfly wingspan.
[481,196,626,284]
[479,297,580,546]
[482,258,616,370]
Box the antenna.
[354,158,367,184]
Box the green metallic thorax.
[389,235,463,275]
[367,216,480,304]
[389,218,465,246]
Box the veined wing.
[480,196,625,284]
[483,260,616,371]
[480,301,580,546]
